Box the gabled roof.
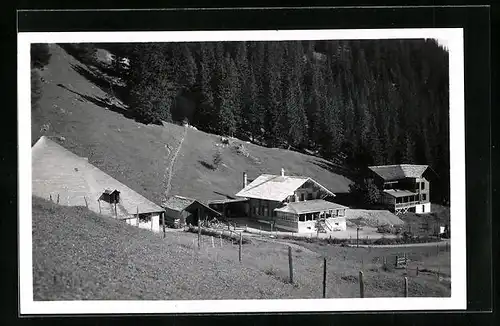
[274,199,347,215]
[208,198,249,205]
[32,136,164,218]
[104,189,119,195]
[163,195,221,216]
[234,174,335,202]
[368,164,429,181]
[383,189,418,198]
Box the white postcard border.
[18,28,466,314]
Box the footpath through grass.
[32,197,450,300]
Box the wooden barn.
[163,195,222,228]
[31,136,165,233]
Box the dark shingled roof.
[163,195,221,216]
[274,199,347,215]
[368,164,429,181]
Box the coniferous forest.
[100,39,450,203]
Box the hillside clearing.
[32,197,450,300]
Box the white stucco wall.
[125,217,138,226]
[297,221,317,233]
[326,217,347,231]
[415,203,431,214]
[151,214,160,232]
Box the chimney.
[281,168,285,177]
[243,172,248,188]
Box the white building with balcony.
[368,164,433,215]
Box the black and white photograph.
[18,27,467,314]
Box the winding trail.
[162,125,188,204]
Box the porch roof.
[274,199,347,215]
[383,189,418,198]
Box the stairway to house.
[317,219,333,233]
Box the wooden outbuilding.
[163,195,222,228]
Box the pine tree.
[262,42,284,147]
[126,44,175,124]
[215,54,239,136]
[31,44,52,69]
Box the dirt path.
[246,234,320,256]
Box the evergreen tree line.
[105,39,450,203]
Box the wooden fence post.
[405,253,408,274]
[84,196,88,209]
[162,213,166,239]
[57,194,60,204]
[288,246,294,284]
[404,277,408,297]
[198,217,201,249]
[136,206,139,226]
[356,227,359,248]
[323,257,327,298]
[219,234,223,247]
[359,271,364,298]
[50,194,52,202]
[211,236,215,248]
[239,233,242,262]
[416,266,419,276]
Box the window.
[421,182,425,190]
[139,213,151,223]
[300,194,305,201]
[422,194,427,201]
[307,193,313,200]
[299,214,305,222]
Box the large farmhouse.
[368,164,433,215]
[234,169,348,233]
[32,136,165,232]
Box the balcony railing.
[395,201,421,208]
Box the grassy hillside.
[31,44,353,205]
[33,197,450,300]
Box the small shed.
[163,195,222,228]
[99,189,120,204]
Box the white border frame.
[18,28,465,314]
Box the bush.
[31,44,52,69]
[212,150,223,168]
[31,69,43,111]
[377,224,392,234]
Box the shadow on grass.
[70,63,128,102]
[56,83,137,121]
[199,160,216,171]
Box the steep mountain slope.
[31,44,352,205]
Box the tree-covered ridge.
[103,39,450,203]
